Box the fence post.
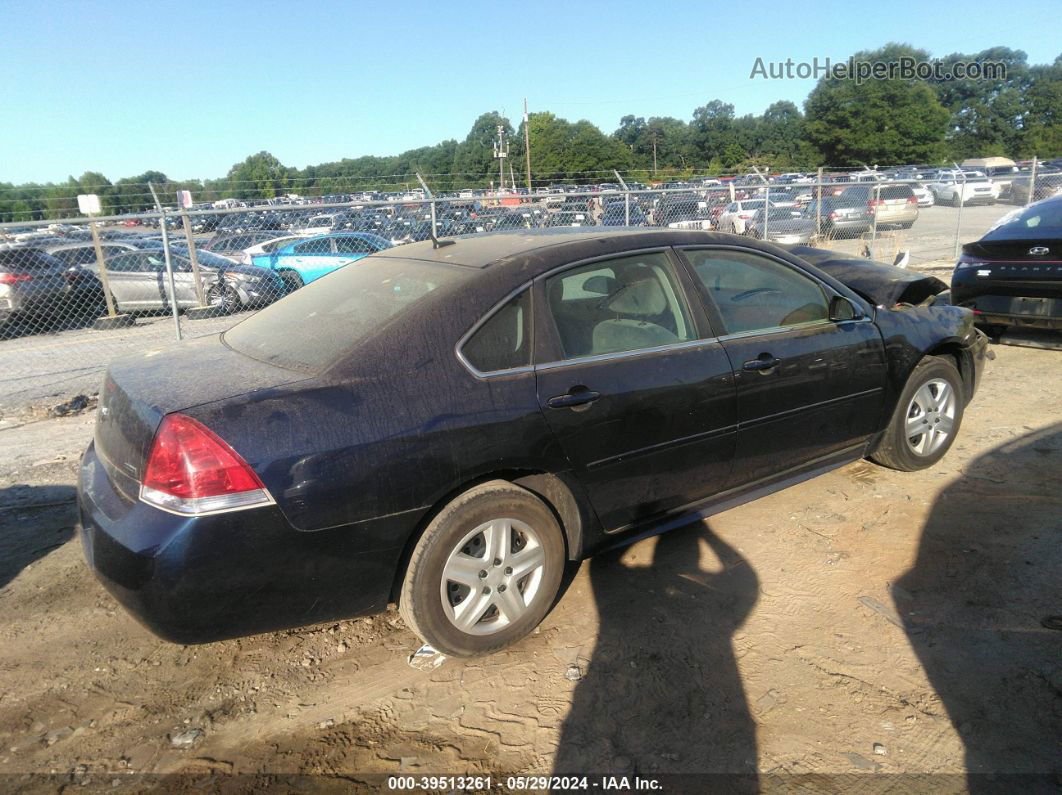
[415,172,438,242]
[1028,156,1039,205]
[870,181,880,253]
[88,220,118,318]
[148,182,182,341]
[952,164,966,260]
[180,210,207,307]
[815,167,823,238]
[611,170,630,227]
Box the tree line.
[2,44,1059,221]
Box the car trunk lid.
[94,334,311,501]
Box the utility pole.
[523,99,532,192]
[652,133,658,175]
[493,124,508,198]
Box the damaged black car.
[78,229,989,656]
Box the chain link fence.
[1,163,1059,416]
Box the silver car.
[96,249,283,314]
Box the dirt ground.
[0,342,1059,791]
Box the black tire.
[870,356,965,471]
[399,480,566,657]
[207,281,241,315]
[279,270,304,294]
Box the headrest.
[606,277,668,315]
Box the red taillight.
[867,199,885,208]
[0,272,33,284]
[140,413,271,515]
[906,196,918,204]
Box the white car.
[912,185,935,208]
[236,233,311,265]
[931,171,999,206]
[718,199,774,234]
[301,213,343,235]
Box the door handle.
[742,354,780,372]
[547,389,601,409]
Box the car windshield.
[982,200,1062,241]
[223,257,463,372]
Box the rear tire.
[871,356,964,471]
[399,480,566,657]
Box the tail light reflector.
[0,272,33,284]
[140,413,273,515]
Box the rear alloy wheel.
[399,480,565,657]
[871,356,964,471]
[207,281,241,315]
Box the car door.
[103,253,154,309]
[534,249,737,532]
[678,246,886,483]
[289,237,336,281]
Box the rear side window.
[881,185,914,200]
[460,290,531,374]
[544,252,695,359]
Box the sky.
[1,0,1058,184]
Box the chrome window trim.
[455,281,535,380]
[535,336,723,372]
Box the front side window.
[461,290,531,373]
[685,249,829,335]
[544,252,695,359]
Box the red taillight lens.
[140,413,271,515]
[0,272,33,284]
[867,199,885,208]
[906,196,918,204]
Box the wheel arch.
[387,469,596,604]
[923,342,975,403]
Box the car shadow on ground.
[0,484,77,589]
[896,423,1062,792]
[552,522,759,788]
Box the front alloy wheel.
[904,378,956,457]
[870,355,965,471]
[207,281,241,314]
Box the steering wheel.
[732,287,782,302]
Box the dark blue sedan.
[78,230,988,656]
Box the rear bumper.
[78,442,404,643]
[953,274,1062,329]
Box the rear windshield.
[223,257,463,372]
[983,201,1062,241]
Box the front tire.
[279,271,304,294]
[399,480,566,657]
[871,356,964,471]
[207,281,241,315]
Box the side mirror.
[829,295,858,322]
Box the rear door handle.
[547,389,601,409]
[742,354,780,372]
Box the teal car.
[252,232,392,292]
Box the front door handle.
[742,354,780,372]
[547,389,601,409]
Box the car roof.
[371,228,766,272]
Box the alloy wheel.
[439,518,546,636]
[905,378,956,456]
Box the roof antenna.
[416,172,454,249]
